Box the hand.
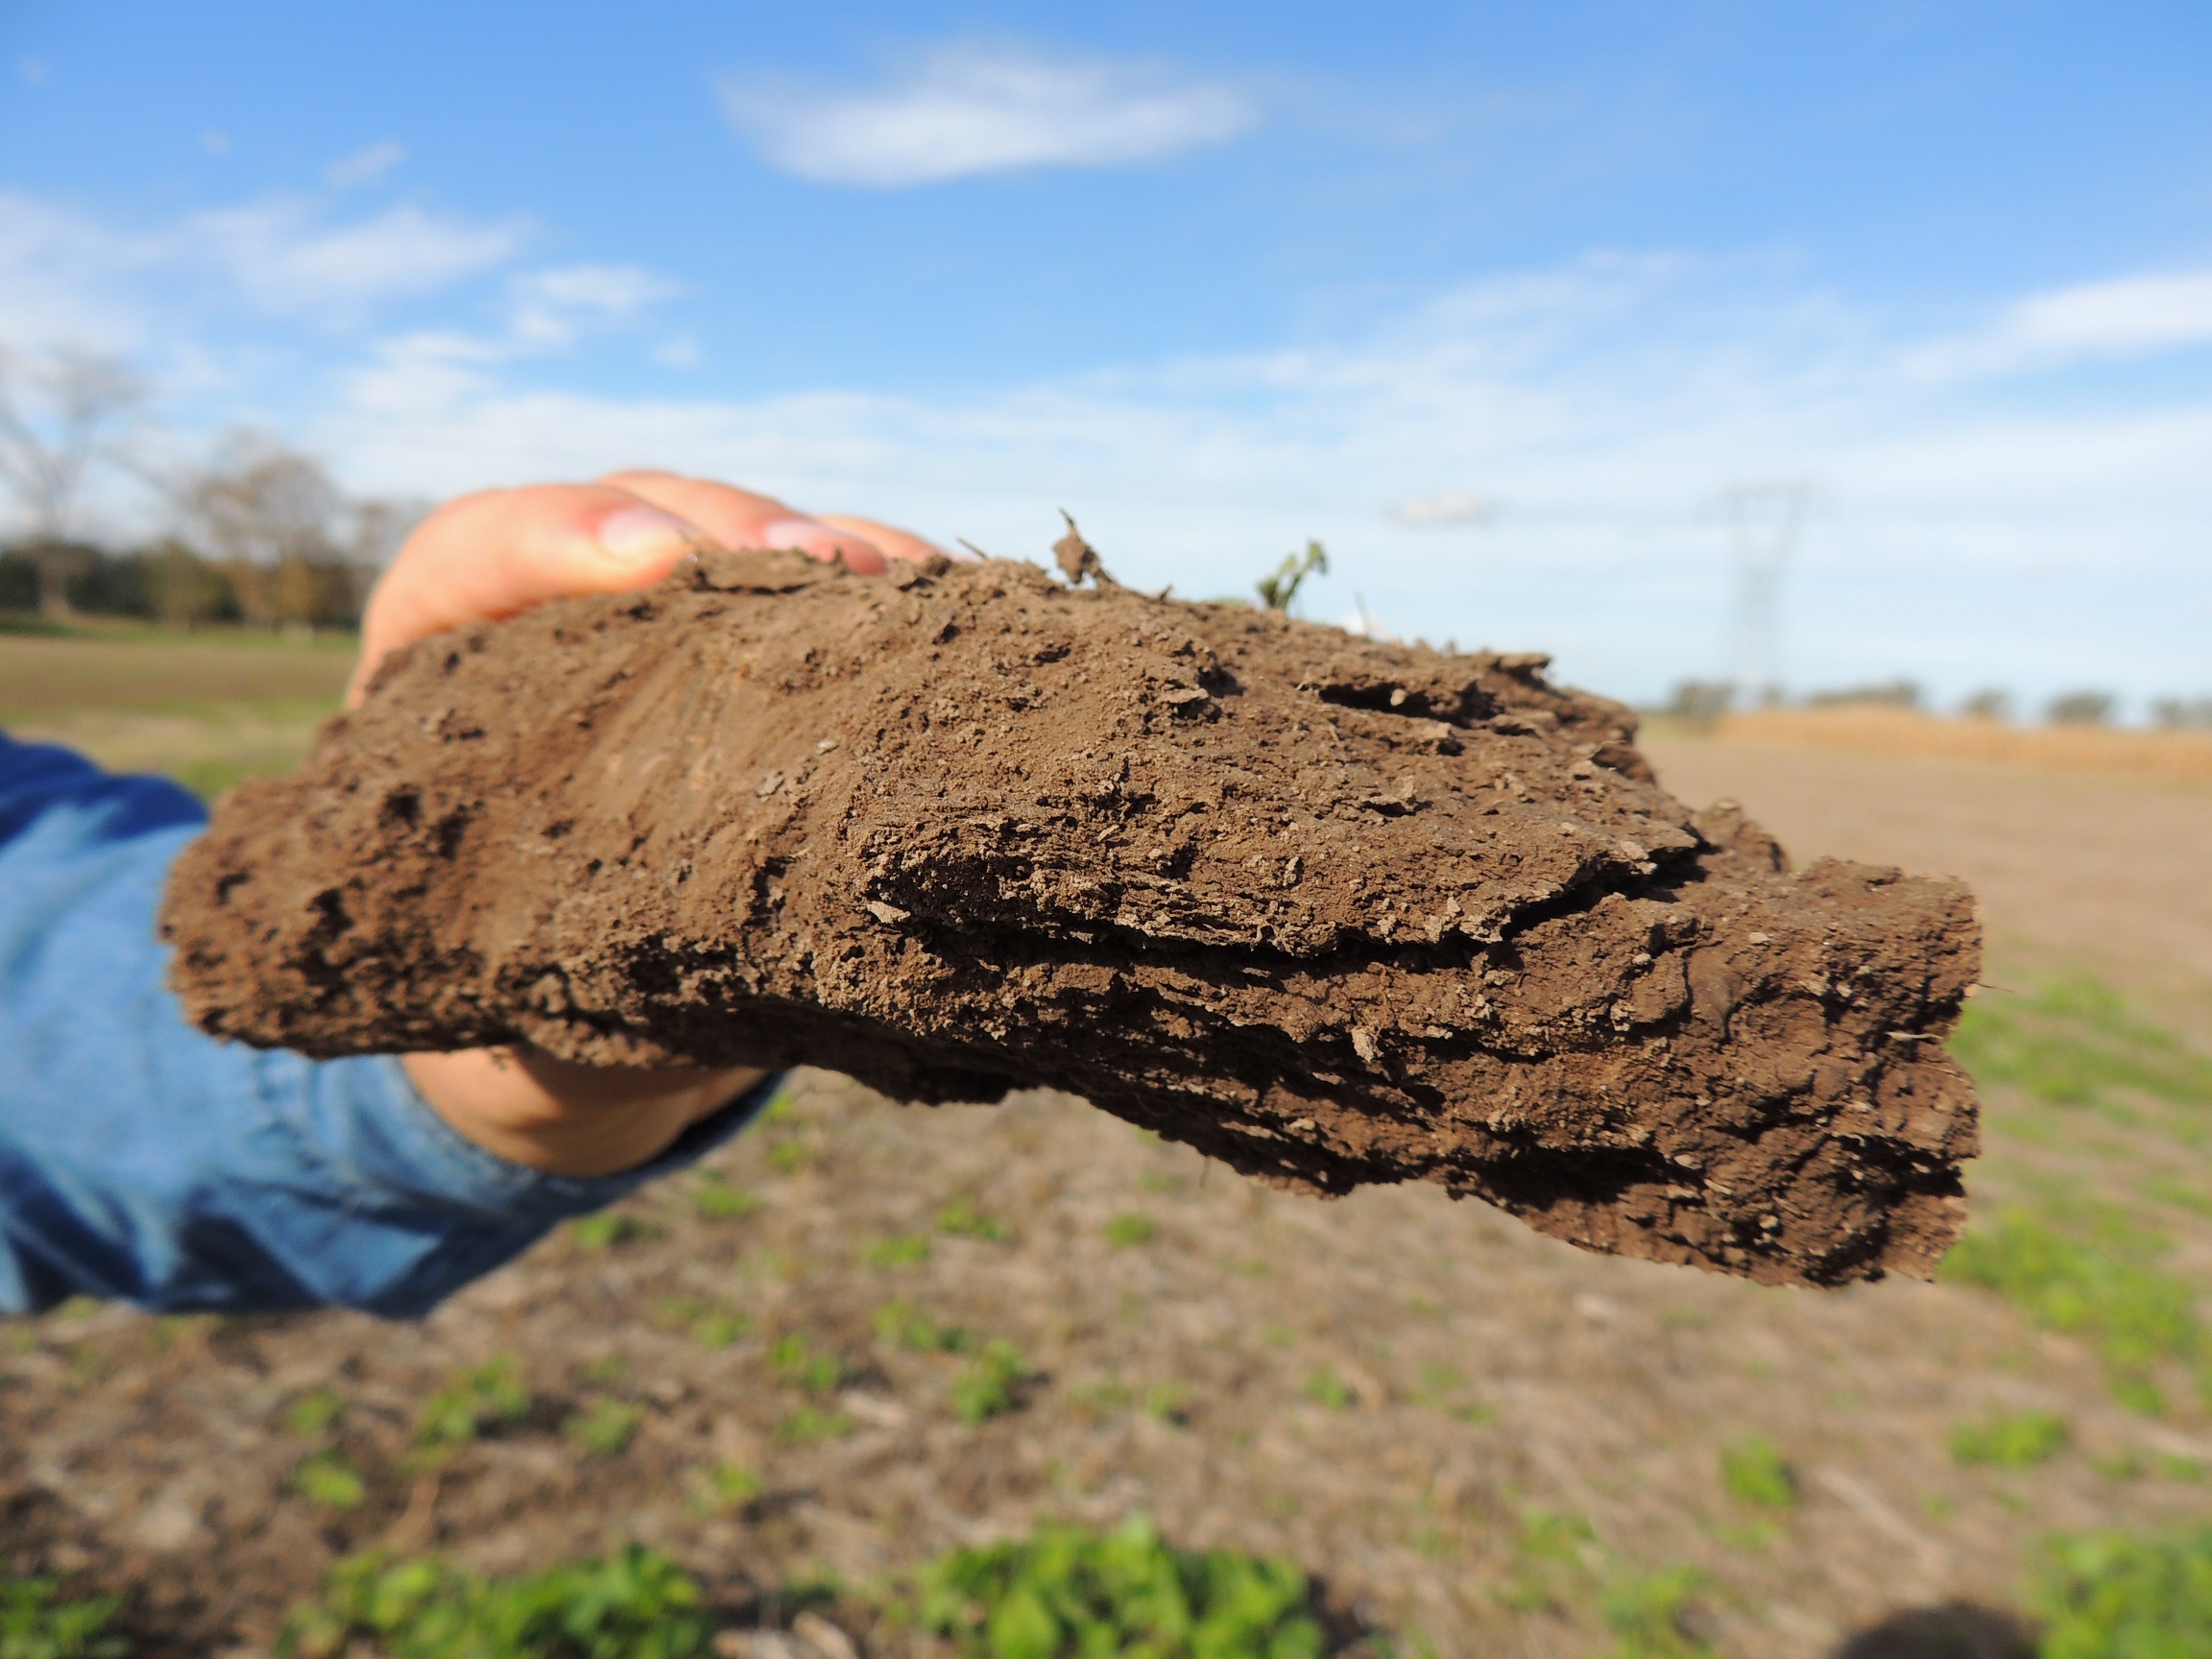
[360,470,949,1176]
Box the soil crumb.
[161,550,1980,1286]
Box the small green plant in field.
[1601,1567,1714,1659]
[414,1357,532,1447]
[279,1545,709,1659]
[937,1197,1014,1242]
[1304,1367,1356,1410]
[1104,1213,1157,1247]
[779,1404,855,1443]
[0,1575,129,1658]
[2032,1527,2212,1657]
[564,1399,644,1457]
[863,1233,932,1267]
[766,1139,809,1175]
[690,1310,752,1349]
[1940,1203,2202,1412]
[950,1340,1032,1424]
[570,1212,651,1251]
[769,1334,851,1395]
[908,1515,1325,1659]
[1145,1384,1190,1426]
[685,1461,763,1514]
[573,1353,627,1388]
[1500,1512,1600,1613]
[875,1298,975,1353]
[1949,1409,2070,1467]
[690,1170,758,1221]
[1256,541,1330,613]
[1719,1438,1798,1509]
[294,1451,367,1511]
[1951,974,2212,1116]
[286,1387,343,1437]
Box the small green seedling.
[1257,541,1330,613]
[287,1387,344,1438]
[1719,1437,1798,1509]
[687,1461,764,1514]
[769,1334,851,1395]
[1501,1513,1600,1613]
[0,1575,127,1659]
[950,1340,1031,1425]
[875,1298,974,1353]
[862,1234,931,1267]
[294,1451,366,1511]
[565,1399,644,1457]
[936,1197,1013,1241]
[766,1139,808,1174]
[779,1404,855,1443]
[1105,1213,1157,1247]
[1145,1383,1190,1426]
[1950,1409,2070,1467]
[570,1212,649,1251]
[2032,1526,2212,1656]
[1304,1367,1356,1410]
[1601,1565,1714,1659]
[690,1310,752,1349]
[691,1170,759,1220]
[572,1353,627,1388]
[414,1357,531,1446]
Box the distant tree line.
[0,346,420,634]
[1661,680,2212,731]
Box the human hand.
[359,470,949,1175]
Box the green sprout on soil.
[685,1460,763,1515]
[863,1233,932,1267]
[689,1310,752,1349]
[1500,1513,1600,1613]
[1939,1203,2202,1413]
[1256,541,1330,613]
[2032,1527,2212,1656]
[1600,1567,1714,1659]
[279,1545,710,1659]
[779,1404,855,1443]
[569,1212,650,1251]
[414,1357,532,1447]
[1104,1213,1157,1248]
[1719,1438,1798,1509]
[564,1399,645,1457]
[286,1387,343,1438]
[690,1170,759,1221]
[1303,1367,1356,1410]
[0,1575,129,1659]
[1145,1384,1190,1426]
[293,1451,367,1511]
[769,1334,852,1395]
[938,1196,1015,1242]
[766,1139,809,1175]
[573,1353,627,1388]
[907,1515,1325,1659]
[1948,1409,2070,1467]
[950,1340,1033,1424]
[875,1298,975,1353]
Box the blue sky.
[4,1,2209,709]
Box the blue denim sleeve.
[0,732,776,1319]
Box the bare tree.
[0,349,147,617]
[183,437,412,634]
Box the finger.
[350,484,709,706]
[599,469,890,575]
[814,514,962,565]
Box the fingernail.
[757,516,873,562]
[594,505,702,564]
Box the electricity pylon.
[1718,481,1812,709]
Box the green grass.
[862,1233,932,1267]
[2032,1527,2212,1658]
[279,1546,709,1659]
[1600,1568,1713,1659]
[906,1515,1325,1659]
[286,1387,344,1437]
[768,1334,851,1395]
[778,1404,855,1443]
[569,1213,650,1251]
[950,1340,1033,1424]
[414,1358,532,1447]
[1718,1438,1798,1509]
[938,1197,1015,1241]
[293,1451,368,1511]
[563,1400,645,1457]
[1104,1213,1158,1248]
[0,1575,129,1658]
[685,1461,763,1514]
[875,1298,976,1353]
[689,1171,758,1221]
[1303,1367,1356,1410]
[1952,974,2212,1118]
[1949,1409,2071,1468]
[1939,1204,2202,1413]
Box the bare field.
[4,645,2212,1655]
[1698,707,2212,789]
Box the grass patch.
[685,1461,763,1515]
[1303,1367,1356,1411]
[937,1196,1015,1241]
[906,1515,1325,1659]
[0,1575,129,1657]
[768,1334,851,1395]
[1939,1202,2203,1412]
[862,1233,932,1267]
[1104,1213,1158,1248]
[1600,1567,1713,1659]
[569,1213,651,1251]
[414,1357,532,1447]
[690,1170,758,1221]
[950,1340,1033,1424]
[1948,1409,2070,1468]
[280,1545,709,1658]
[779,1404,855,1443]
[293,1451,367,1511]
[874,1298,975,1354]
[563,1399,644,1457]
[1952,974,2212,1118]
[286,1387,343,1438]
[1719,1438,1798,1509]
[2032,1527,2212,1656]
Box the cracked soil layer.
[161,550,1980,1286]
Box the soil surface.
[163,552,1979,1286]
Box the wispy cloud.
[2006,269,2212,355]
[720,43,1254,187]
[189,200,525,319]
[508,264,680,346]
[325,140,408,190]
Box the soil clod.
[160,550,1980,1285]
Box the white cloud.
[2006,269,2212,354]
[509,264,680,346]
[326,140,407,189]
[721,43,1253,187]
[1390,492,1496,527]
[189,200,525,318]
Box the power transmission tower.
[1718,481,1811,708]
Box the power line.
[1717,481,1812,707]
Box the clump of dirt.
[161,548,1980,1286]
